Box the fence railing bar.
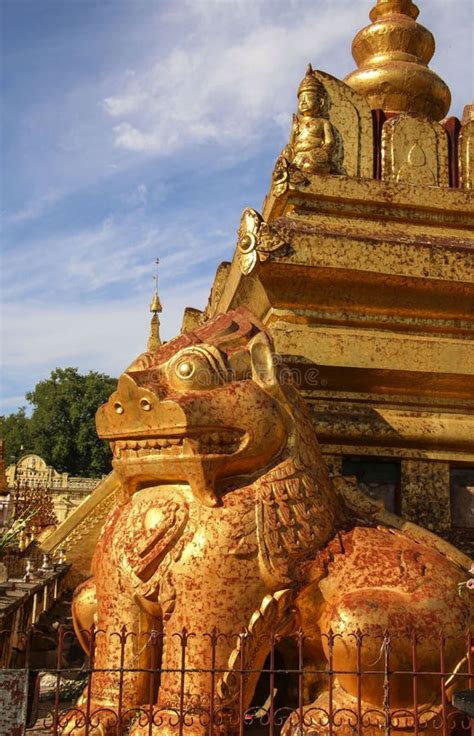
[116,625,126,735]
[412,630,419,736]
[269,631,276,736]
[468,629,473,691]
[356,629,363,736]
[207,627,217,736]
[146,632,155,736]
[297,628,304,735]
[84,624,96,736]
[238,629,246,736]
[178,627,187,736]
[439,632,449,736]
[383,630,391,736]
[328,628,334,736]
[51,624,64,735]
[19,665,469,677]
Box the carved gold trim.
[381,115,449,187]
[459,105,474,190]
[236,208,288,275]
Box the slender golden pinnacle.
[344,0,451,120]
[147,261,162,351]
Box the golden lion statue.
[67,308,471,735]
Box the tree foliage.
[0,368,117,476]
[0,408,31,468]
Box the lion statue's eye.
[168,347,225,391]
[175,360,195,380]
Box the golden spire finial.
[344,0,451,121]
[147,258,162,351]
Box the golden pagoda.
[184,0,474,551]
[43,0,473,573]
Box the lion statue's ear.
[249,332,279,391]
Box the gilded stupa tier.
[345,0,451,121]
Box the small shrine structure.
[5,454,100,525]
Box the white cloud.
[2,0,472,417]
[6,191,62,225]
[2,216,155,299]
[1,277,211,382]
[102,0,473,158]
[124,183,148,206]
[0,396,28,412]
[103,2,361,155]
[1,204,233,308]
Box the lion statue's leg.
[62,530,161,734]
[72,577,97,654]
[284,527,471,736]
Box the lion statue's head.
[97,309,298,504]
[97,306,339,584]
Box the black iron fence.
[0,626,471,734]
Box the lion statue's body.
[68,308,471,736]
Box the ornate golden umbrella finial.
[147,258,162,351]
[344,0,451,121]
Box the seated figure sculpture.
[284,63,335,174]
[66,308,471,736]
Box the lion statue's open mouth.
[111,428,246,460]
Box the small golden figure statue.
[285,63,335,175]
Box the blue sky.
[1,0,473,415]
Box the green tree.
[0,368,117,477]
[0,408,32,466]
